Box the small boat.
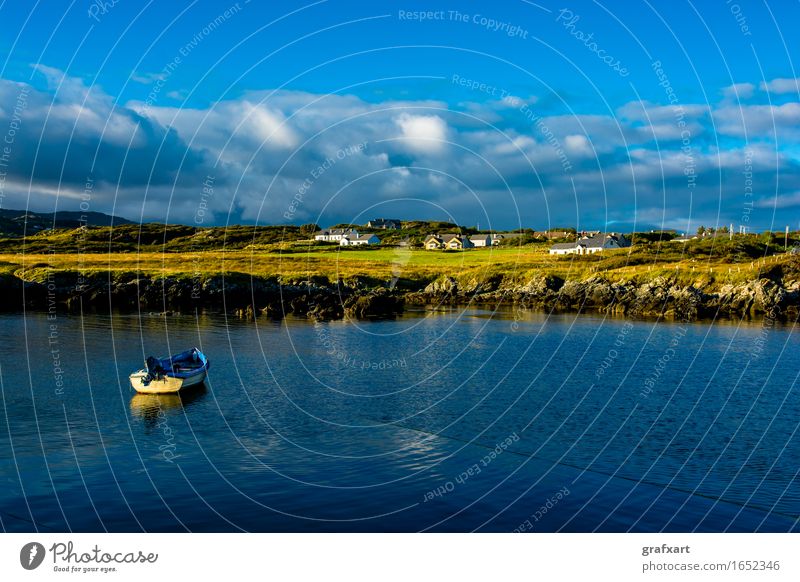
[129,347,209,394]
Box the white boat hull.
[129,368,206,394]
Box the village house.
[549,232,631,255]
[314,228,359,242]
[424,235,443,250]
[492,232,523,245]
[366,218,401,229]
[533,230,572,240]
[340,233,381,246]
[424,234,475,250]
[469,234,492,247]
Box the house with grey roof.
[340,233,380,246]
[549,232,630,255]
[469,234,492,247]
[366,218,401,229]
[533,230,572,240]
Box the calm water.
[0,307,798,532]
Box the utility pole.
[730,223,733,240]
[786,225,789,250]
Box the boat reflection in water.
[129,383,207,427]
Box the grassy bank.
[1,238,796,292]
[1,220,797,292]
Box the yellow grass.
[0,244,789,289]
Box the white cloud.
[240,101,298,149]
[564,134,592,156]
[721,82,756,100]
[130,71,168,85]
[714,102,800,137]
[394,113,448,152]
[754,191,800,209]
[4,66,800,229]
[760,78,800,94]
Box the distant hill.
[0,208,134,236]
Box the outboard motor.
[145,356,165,381]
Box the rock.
[344,292,404,319]
[459,274,502,295]
[290,295,310,315]
[517,275,564,295]
[424,276,458,295]
[556,280,586,308]
[0,274,25,311]
[402,292,430,305]
[629,280,670,315]
[753,278,783,315]
[585,277,617,307]
[262,301,286,320]
[308,301,344,321]
[668,286,704,320]
[234,304,256,320]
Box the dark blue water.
[0,308,798,532]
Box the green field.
[1,232,796,292]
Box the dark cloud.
[0,68,206,220]
[2,68,800,230]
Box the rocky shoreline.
[1,269,798,322]
[409,273,800,321]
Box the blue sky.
[1,0,799,231]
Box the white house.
[549,242,579,255]
[340,234,380,246]
[549,233,630,255]
[315,228,359,242]
[469,234,492,247]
